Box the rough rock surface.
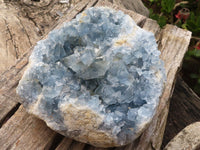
[164,122,200,150]
[16,7,166,147]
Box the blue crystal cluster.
[16,7,166,147]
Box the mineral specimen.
[16,7,166,147]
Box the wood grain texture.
[162,76,200,148]
[104,0,149,17]
[55,138,73,150]
[0,106,57,150]
[0,2,38,73]
[0,0,191,150]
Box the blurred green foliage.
[184,12,200,35]
[161,0,175,13]
[148,0,175,28]
[149,9,167,27]
[146,0,200,95]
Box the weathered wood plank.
[0,94,19,128]
[142,18,161,39]
[95,0,147,25]
[0,106,57,150]
[162,76,200,148]
[88,147,113,150]
[0,3,39,74]
[55,138,73,150]
[104,0,149,17]
[66,141,86,150]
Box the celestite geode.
[16,7,166,147]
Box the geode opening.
[16,7,166,147]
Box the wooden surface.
[104,0,149,17]
[0,0,191,150]
[163,76,200,150]
[162,76,200,149]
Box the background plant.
[143,0,200,95]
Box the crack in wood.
[16,16,33,46]
[26,15,43,36]
[137,18,147,28]
[91,0,98,8]
[4,19,19,59]
[0,103,20,129]
[48,134,64,150]
[151,141,156,150]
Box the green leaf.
[194,50,200,57]
[158,16,167,27]
[181,23,188,29]
[186,49,200,58]
[161,0,175,13]
[149,0,155,2]
[149,9,167,28]
[185,12,200,35]
[186,50,195,56]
